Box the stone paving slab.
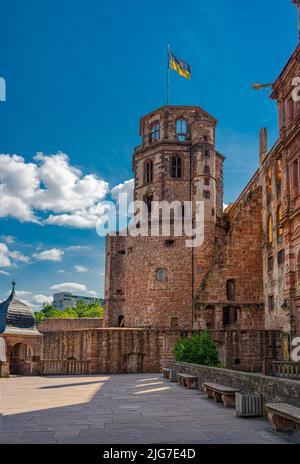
[0,374,299,444]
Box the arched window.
[145,160,153,184]
[267,214,273,244]
[171,155,182,179]
[149,122,160,143]
[275,159,282,182]
[226,280,235,301]
[277,205,283,240]
[176,118,188,141]
[156,268,167,282]
[266,166,272,194]
[223,307,238,327]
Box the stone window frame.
[144,159,154,185]
[226,279,236,301]
[276,204,283,242]
[176,117,189,142]
[170,155,183,179]
[149,121,160,144]
[267,214,273,245]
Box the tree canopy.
[35,301,104,323]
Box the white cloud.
[0,270,10,276]
[50,282,98,297]
[67,245,90,251]
[111,179,134,203]
[57,270,65,274]
[0,243,11,267]
[33,248,64,262]
[85,290,97,297]
[15,290,32,297]
[50,282,87,293]
[74,265,88,273]
[9,250,30,263]
[32,294,53,304]
[0,243,30,268]
[0,152,109,228]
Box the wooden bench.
[162,368,176,382]
[203,382,240,408]
[265,403,300,432]
[178,373,198,389]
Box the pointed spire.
[11,280,16,295]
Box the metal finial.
[11,280,16,294]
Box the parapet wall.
[41,328,283,374]
[38,318,103,332]
[170,362,300,408]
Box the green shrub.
[173,330,220,367]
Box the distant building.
[53,292,103,311]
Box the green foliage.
[173,330,220,367]
[35,301,104,322]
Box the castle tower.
[104,105,224,330]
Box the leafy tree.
[35,301,104,322]
[173,330,220,367]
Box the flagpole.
[167,44,170,105]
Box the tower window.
[292,159,299,191]
[267,255,274,272]
[203,190,210,199]
[165,239,175,247]
[204,177,210,186]
[118,315,125,327]
[266,166,272,194]
[267,214,273,244]
[171,155,182,179]
[145,160,154,184]
[156,268,167,282]
[149,122,160,143]
[223,307,238,326]
[276,159,282,182]
[226,280,235,301]
[268,295,275,311]
[176,118,188,141]
[278,249,285,266]
[277,205,283,241]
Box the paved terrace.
[0,374,299,444]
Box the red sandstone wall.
[38,318,103,332]
[41,328,283,374]
[195,181,265,331]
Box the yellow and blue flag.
[168,50,191,80]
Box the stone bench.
[162,368,176,382]
[203,382,240,408]
[265,403,300,432]
[178,373,198,389]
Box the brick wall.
[38,318,103,333]
[41,328,283,374]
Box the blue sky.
[0,0,298,307]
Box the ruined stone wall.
[195,179,265,331]
[41,328,282,374]
[38,318,103,332]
